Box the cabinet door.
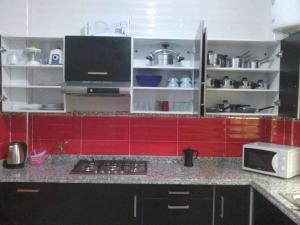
[279,31,300,118]
[143,198,212,225]
[65,36,131,82]
[253,190,297,225]
[71,184,140,225]
[0,183,62,225]
[215,185,250,225]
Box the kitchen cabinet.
[253,189,297,225]
[142,185,213,225]
[0,36,66,113]
[204,40,281,117]
[279,31,300,118]
[65,36,131,82]
[214,185,250,225]
[131,22,204,115]
[0,183,141,225]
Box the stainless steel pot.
[146,43,184,66]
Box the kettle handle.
[22,142,28,161]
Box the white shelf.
[4,109,66,113]
[133,87,198,91]
[2,36,64,41]
[206,88,278,93]
[2,85,61,89]
[205,112,277,116]
[134,65,198,70]
[131,110,198,115]
[2,64,64,69]
[207,39,279,47]
[206,67,279,73]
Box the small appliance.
[242,142,300,178]
[49,48,63,65]
[183,148,198,167]
[3,142,27,169]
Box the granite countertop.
[0,156,300,224]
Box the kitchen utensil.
[206,76,214,87]
[180,76,192,88]
[232,57,241,68]
[3,142,27,169]
[240,77,250,89]
[183,147,198,167]
[7,50,21,65]
[24,47,41,65]
[221,76,233,88]
[256,80,265,89]
[233,80,241,89]
[207,50,219,66]
[136,75,162,87]
[49,48,63,65]
[162,101,169,111]
[213,79,222,88]
[167,77,179,88]
[236,105,275,113]
[146,43,184,66]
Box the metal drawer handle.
[168,205,190,210]
[133,194,137,218]
[17,188,40,193]
[220,196,224,219]
[168,191,190,195]
[87,72,108,75]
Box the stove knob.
[120,170,124,174]
[100,170,105,174]
[107,170,111,174]
[114,170,118,174]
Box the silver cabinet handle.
[87,72,108,75]
[0,47,6,53]
[17,188,40,193]
[0,95,8,102]
[220,196,224,219]
[168,191,190,195]
[133,194,137,218]
[168,205,190,210]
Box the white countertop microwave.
[242,142,300,179]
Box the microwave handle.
[271,153,279,172]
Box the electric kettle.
[3,142,27,169]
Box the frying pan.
[236,106,275,113]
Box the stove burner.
[70,160,147,175]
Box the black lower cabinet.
[142,185,213,225]
[214,185,250,225]
[0,183,140,225]
[253,190,297,225]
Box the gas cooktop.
[70,159,147,175]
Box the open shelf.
[133,65,198,70]
[2,64,64,69]
[206,88,278,92]
[206,112,277,117]
[206,67,279,73]
[131,110,198,115]
[133,87,198,91]
[2,85,61,89]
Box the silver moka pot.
[3,142,27,169]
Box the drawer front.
[143,198,213,225]
[143,185,213,199]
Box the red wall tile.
[5,114,300,158]
[131,141,177,156]
[293,120,300,147]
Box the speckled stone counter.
[0,156,300,224]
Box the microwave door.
[244,148,276,173]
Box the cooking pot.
[146,43,184,66]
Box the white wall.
[0,0,274,40]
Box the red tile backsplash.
[0,114,299,159]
